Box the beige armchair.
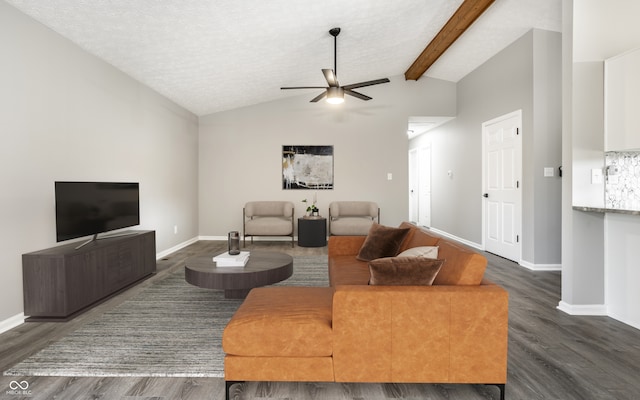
[328,201,380,236]
[243,201,294,247]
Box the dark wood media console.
[22,230,156,321]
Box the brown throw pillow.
[356,223,411,261]
[368,257,445,286]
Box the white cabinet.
[605,47,640,151]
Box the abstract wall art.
[282,145,334,190]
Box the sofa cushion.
[397,222,440,253]
[222,287,333,357]
[356,223,410,261]
[433,240,487,285]
[245,201,294,217]
[368,257,444,286]
[330,217,376,236]
[330,201,378,217]
[329,256,371,286]
[244,216,293,235]
[397,246,439,258]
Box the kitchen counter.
[573,206,640,215]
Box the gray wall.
[563,61,606,307]
[0,2,200,325]
[198,77,456,236]
[410,29,562,267]
[532,30,563,265]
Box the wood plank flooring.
[1,240,639,400]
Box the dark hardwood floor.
[1,239,639,400]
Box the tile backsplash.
[605,151,640,210]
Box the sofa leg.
[225,380,243,400]
[486,383,505,400]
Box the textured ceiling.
[5,0,561,116]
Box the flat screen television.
[55,181,140,243]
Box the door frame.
[481,109,522,262]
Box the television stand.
[22,230,156,321]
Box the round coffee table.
[185,250,293,299]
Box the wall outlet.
[174,225,178,234]
[591,168,603,184]
[544,167,554,177]
[387,173,393,180]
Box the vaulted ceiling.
[6,0,561,116]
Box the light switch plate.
[591,168,603,184]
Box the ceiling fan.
[281,27,390,104]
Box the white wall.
[198,77,456,237]
[571,62,605,208]
[562,61,606,309]
[605,214,640,329]
[561,0,640,328]
[0,2,199,326]
[410,29,562,267]
[573,0,640,62]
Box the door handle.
[483,193,489,198]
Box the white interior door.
[408,146,432,227]
[408,149,419,223]
[483,111,522,262]
[418,145,431,227]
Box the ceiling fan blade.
[310,91,328,102]
[322,69,339,87]
[344,89,372,101]
[342,78,390,90]
[281,86,327,90]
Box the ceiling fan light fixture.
[326,87,344,104]
[280,27,389,104]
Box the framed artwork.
[282,145,334,190]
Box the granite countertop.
[572,206,640,215]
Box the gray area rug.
[4,255,328,378]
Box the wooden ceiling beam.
[404,0,495,81]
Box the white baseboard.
[426,227,483,250]
[156,236,199,259]
[558,302,640,331]
[557,301,608,316]
[519,260,562,271]
[199,236,296,242]
[607,311,640,331]
[426,227,561,272]
[159,235,296,258]
[199,235,225,241]
[0,313,24,334]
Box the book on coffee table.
[213,251,250,267]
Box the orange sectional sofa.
[222,222,509,400]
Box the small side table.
[298,217,327,247]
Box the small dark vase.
[228,231,240,255]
